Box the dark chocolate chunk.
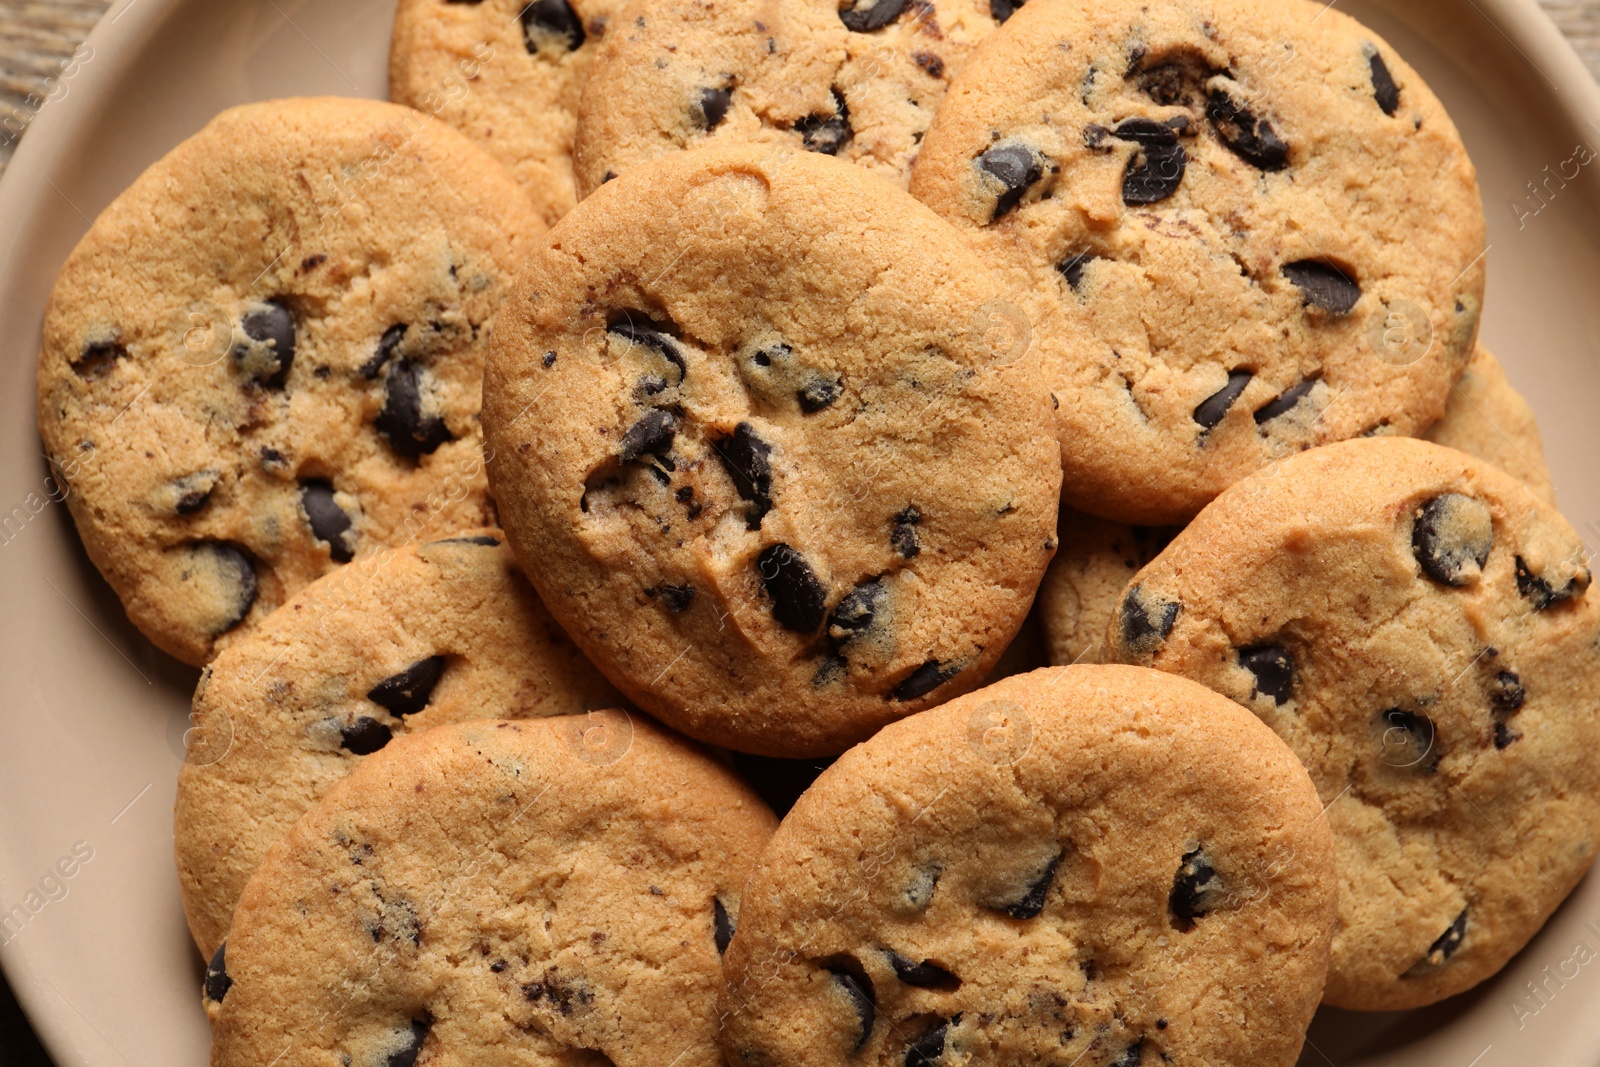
[1057,251,1097,291]
[203,940,232,1003]
[619,409,677,463]
[698,86,732,130]
[989,0,1022,21]
[977,142,1044,219]
[839,0,907,32]
[376,360,454,458]
[195,543,258,635]
[1281,261,1362,315]
[1253,378,1318,424]
[892,659,958,701]
[913,50,944,78]
[233,299,296,387]
[362,323,408,379]
[1207,89,1290,170]
[427,535,501,547]
[1379,708,1439,772]
[341,716,394,756]
[71,340,127,379]
[716,422,774,528]
[1112,1040,1145,1067]
[905,1019,952,1067]
[758,544,828,633]
[828,579,886,644]
[990,851,1059,919]
[367,656,447,716]
[300,480,356,563]
[730,752,835,816]
[886,951,960,990]
[826,962,876,1051]
[1407,909,1468,975]
[713,897,735,954]
[1411,494,1493,586]
[387,1019,430,1067]
[892,505,922,558]
[1168,846,1221,931]
[1491,670,1525,714]
[1113,119,1186,204]
[542,351,558,369]
[1193,369,1253,430]
[798,375,842,413]
[1119,585,1179,653]
[795,90,852,155]
[1368,48,1400,116]
[521,0,585,53]
[1515,555,1590,610]
[608,317,687,381]
[172,470,219,515]
[635,374,669,399]
[647,583,695,612]
[1136,54,1216,107]
[1240,644,1294,704]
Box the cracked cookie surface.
[482,145,1060,757]
[206,716,775,1067]
[1102,436,1600,1009]
[908,0,1486,523]
[175,531,622,959]
[37,98,542,666]
[719,665,1335,1067]
[571,0,1007,196]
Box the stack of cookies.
[33,0,1600,1063]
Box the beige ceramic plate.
[1,0,1599,1062]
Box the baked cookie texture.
[572,0,1005,196]
[1040,343,1554,666]
[720,664,1336,1066]
[391,0,626,226]
[1102,436,1600,1009]
[206,716,776,1067]
[908,0,1486,524]
[37,98,542,666]
[482,144,1061,757]
[174,531,621,959]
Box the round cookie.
[1425,344,1555,507]
[37,98,542,666]
[1101,437,1600,1009]
[719,665,1336,1067]
[482,144,1061,757]
[174,530,622,959]
[908,0,1486,524]
[205,715,777,1066]
[571,0,1006,196]
[391,0,628,226]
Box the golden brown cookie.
[1425,344,1556,507]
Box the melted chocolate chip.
[1412,494,1493,586]
[71,340,126,379]
[1168,846,1220,931]
[1253,378,1318,423]
[1136,54,1215,108]
[1494,721,1522,749]
[1207,89,1289,170]
[647,583,695,612]
[759,544,828,633]
[892,505,922,558]
[300,480,356,563]
[989,0,1023,21]
[522,0,585,53]
[171,470,219,515]
[367,656,447,717]
[698,86,732,130]
[839,0,907,32]
[892,660,958,701]
[619,409,677,463]
[826,962,876,1050]
[1515,555,1590,610]
[796,90,853,155]
[905,1019,952,1067]
[1368,48,1400,116]
[978,143,1044,219]
[1119,585,1179,653]
[231,299,296,388]
[829,579,886,643]
[887,951,960,990]
[798,375,842,413]
[376,361,454,458]
[1112,1040,1145,1067]
[713,897,736,954]
[362,324,408,379]
[608,317,687,381]
[341,716,394,756]
[193,543,258,635]
[1240,644,1294,704]
[1193,370,1253,430]
[203,941,232,1003]
[1379,708,1440,772]
[1057,251,1097,290]
[1281,261,1362,315]
[990,851,1059,919]
[1114,119,1186,204]
[716,422,774,528]
[1491,670,1526,714]
[1407,909,1468,975]
[387,1019,430,1067]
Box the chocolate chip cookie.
[174,531,622,959]
[1102,436,1600,1009]
[719,664,1336,1066]
[908,0,1486,523]
[205,715,776,1065]
[482,144,1061,757]
[37,98,542,666]
[1425,344,1555,507]
[391,0,626,226]
[571,0,1006,196]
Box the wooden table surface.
[1,0,1599,1062]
